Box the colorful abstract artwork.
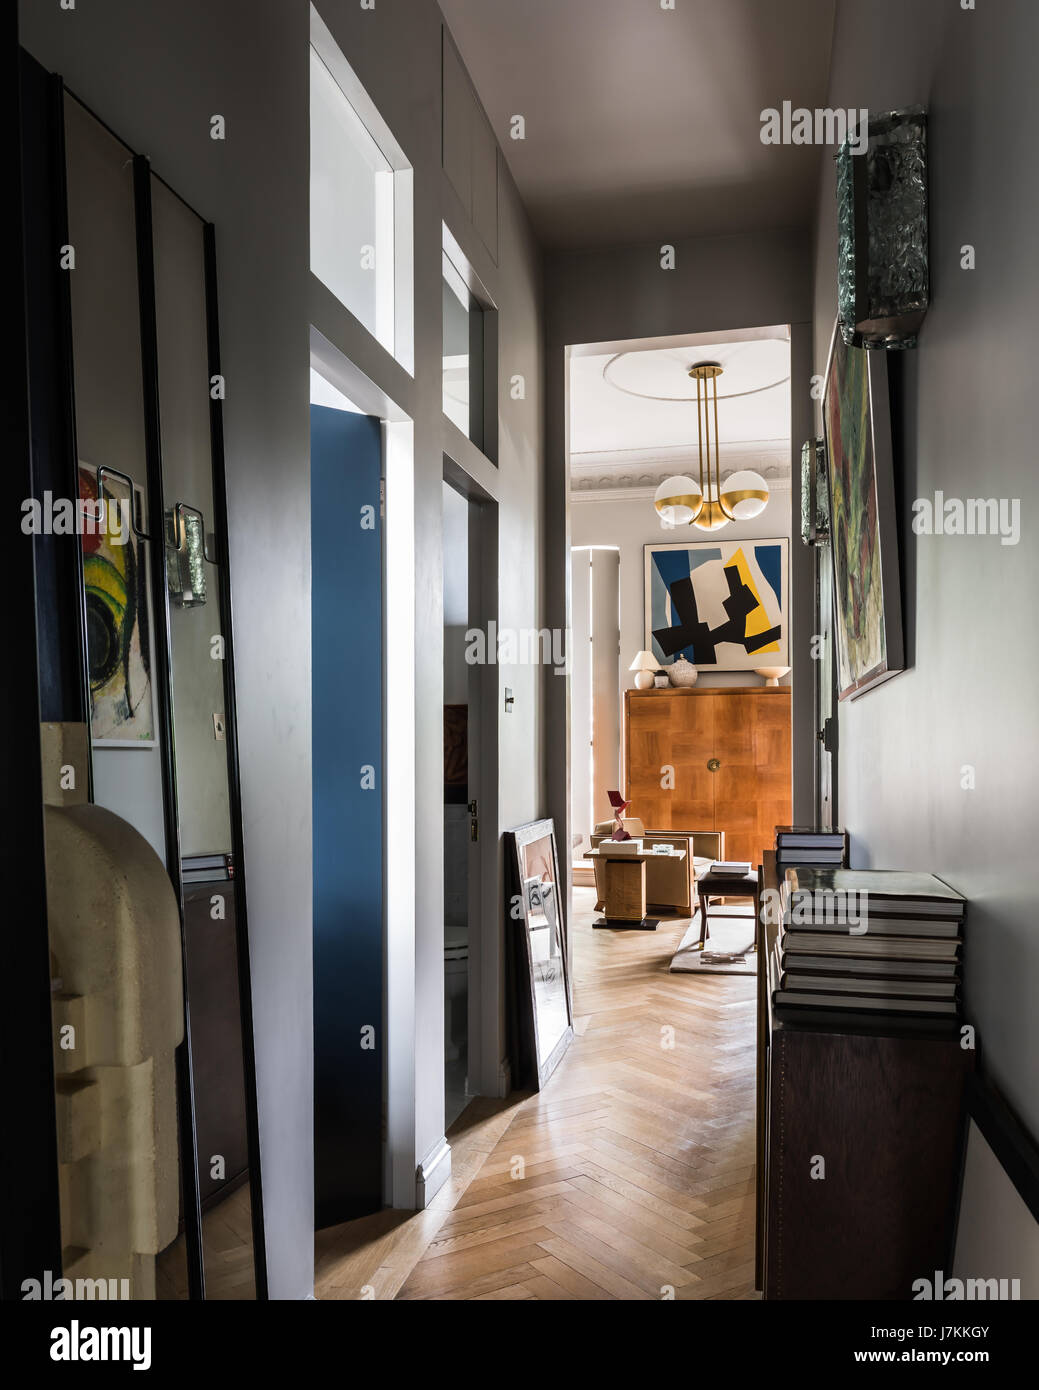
[645,539,788,671]
[79,466,155,744]
[822,322,903,699]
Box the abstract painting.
[822,320,904,699]
[79,465,156,744]
[645,539,788,671]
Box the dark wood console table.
[756,851,971,1299]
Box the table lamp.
[629,650,659,690]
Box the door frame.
[443,455,503,1100]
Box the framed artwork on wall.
[645,538,789,673]
[822,318,904,700]
[78,463,157,747]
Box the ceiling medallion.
[653,363,769,531]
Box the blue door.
[311,404,383,1227]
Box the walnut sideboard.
[622,686,791,869]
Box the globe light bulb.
[653,475,703,526]
[720,469,769,520]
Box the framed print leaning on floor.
[822,318,904,700]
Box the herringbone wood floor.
[316,886,759,1301]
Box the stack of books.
[775,826,849,868]
[770,868,966,1019]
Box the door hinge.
[379,477,385,518]
[468,798,478,842]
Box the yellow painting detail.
[725,547,780,655]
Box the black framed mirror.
[20,68,267,1302]
[505,818,573,1090]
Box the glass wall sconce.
[837,106,929,349]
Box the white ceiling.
[569,330,791,497]
[440,0,836,248]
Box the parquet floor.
[316,886,759,1301]
[156,1181,257,1299]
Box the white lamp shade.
[654,475,702,526]
[629,650,658,673]
[720,469,769,520]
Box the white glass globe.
[653,475,702,526]
[720,469,769,520]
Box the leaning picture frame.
[822,318,904,700]
[505,818,574,1091]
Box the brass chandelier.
[653,362,769,531]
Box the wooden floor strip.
[316,887,759,1301]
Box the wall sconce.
[166,504,212,607]
[800,438,830,547]
[836,106,929,349]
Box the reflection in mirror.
[53,94,189,1301]
[150,174,258,1298]
[506,820,574,1090]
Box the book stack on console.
[770,868,966,1019]
[774,826,849,868]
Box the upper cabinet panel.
[442,33,472,215]
[471,116,499,264]
[442,29,499,264]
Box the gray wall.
[544,229,815,940]
[22,0,546,1296]
[812,0,1039,1137]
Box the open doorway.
[442,480,471,1126]
[568,327,794,881]
[441,471,500,1126]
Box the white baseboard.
[415,1137,452,1208]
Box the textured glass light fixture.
[653,474,703,525]
[836,106,929,348]
[800,438,830,546]
[687,363,770,532]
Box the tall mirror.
[44,88,264,1300]
[506,819,574,1089]
[149,172,263,1299]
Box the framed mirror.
[505,819,573,1089]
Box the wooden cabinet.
[624,687,791,868]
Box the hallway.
[316,888,758,1300]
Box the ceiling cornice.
[570,439,791,497]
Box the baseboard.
[415,1137,452,1208]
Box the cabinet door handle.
[707,758,721,772]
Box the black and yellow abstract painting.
[79,466,155,744]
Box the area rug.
[669,906,758,975]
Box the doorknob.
[707,758,721,772]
